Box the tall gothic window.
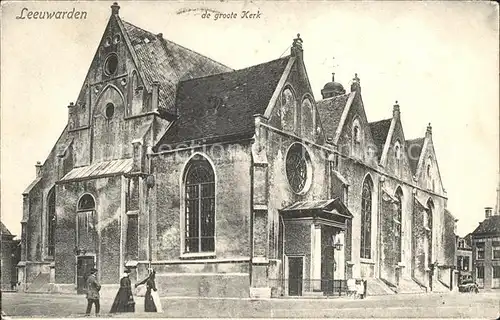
[394,187,403,263]
[47,187,56,258]
[360,176,373,259]
[184,157,215,253]
[77,194,96,252]
[426,199,434,267]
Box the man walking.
[85,268,101,316]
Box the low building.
[456,234,472,273]
[1,222,21,290]
[471,207,500,289]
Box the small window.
[104,37,111,47]
[105,103,115,119]
[493,266,500,278]
[477,243,485,260]
[477,266,484,279]
[353,126,360,143]
[492,241,500,260]
[78,194,95,211]
[104,54,118,76]
[113,34,121,44]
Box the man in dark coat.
[85,268,101,316]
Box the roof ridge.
[121,19,156,37]
[369,118,392,125]
[159,37,232,72]
[316,92,350,103]
[406,137,425,142]
[122,18,232,72]
[179,56,291,84]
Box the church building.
[18,3,456,298]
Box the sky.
[1,1,499,237]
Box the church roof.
[59,159,133,183]
[406,137,425,174]
[316,93,352,141]
[121,20,232,111]
[369,118,392,155]
[155,56,290,147]
[472,215,500,236]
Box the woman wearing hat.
[110,269,135,313]
[135,268,162,312]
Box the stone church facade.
[18,3,456,297]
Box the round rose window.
[286,143,311,194]
[104,54,118,76]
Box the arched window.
[281,87,296,133]
[426,199,434,267]
[47,187,56,257]
[352,118,362,157]
[78,194,95,211]
[394,187,403,263]
[360,176,373,259]
[184,156,215,253]
[76,194,96,252]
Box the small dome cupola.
[321,73,346,99]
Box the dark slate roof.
[1,222,12,236]
[316,93,351,140]
[155,57,290,147]
[369,119,392,156]
[406,137,425,174]
[472,215,500,236]
[122,20,232,111]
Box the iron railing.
[269,279,359,297]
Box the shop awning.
[280,198,353,226]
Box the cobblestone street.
[2,291,499,318]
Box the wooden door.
[288,257,303,296]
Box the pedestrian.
[110,269,135,313]
[135,268,162,312]
[85,268,101,316]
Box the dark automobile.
[458,275,479,293]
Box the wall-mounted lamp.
[146,174,155,189]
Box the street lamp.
[331,236,343,295]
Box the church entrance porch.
[278,199,352,297]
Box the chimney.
[111,2,120,15]
[291,33,303,59]
[426,123,432,138]
[393,101,400,120]
[350,73,361,93]
[485,207,493,219]
[35,161,42,178]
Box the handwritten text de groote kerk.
[202,10,262,21]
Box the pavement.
[1,291,500,318]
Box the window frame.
[181,154,217,258]
[492,241,500,260]
[47,187,56,258]
[285,143,313,195]
[394,188,403,263]
[76,194,96,253]
[360,176,373,259]
[476,243,485,260]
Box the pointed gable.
[121,20,232,112]
[316,93,352,140]
[406,137,425,175]
[155,57,291,146]
[369,118,392,156]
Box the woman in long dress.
[135,268,161,312]
[110,269,135,313]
